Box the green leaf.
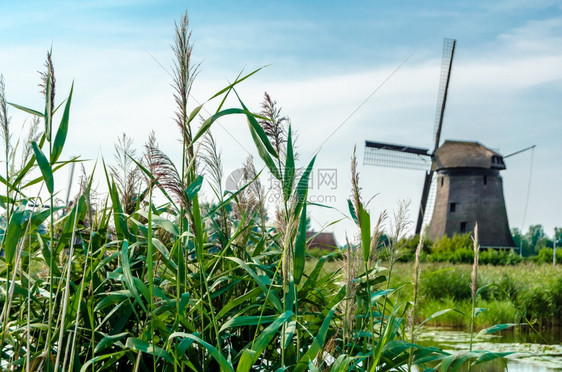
[94,332,128,353]
[12,133,46,190]
[294,305,337,372]
[476,323,518,337]
[216,287,262,319]
[4,205,26,266]
[283,320,297,349]
[125,337,174,363]
[225,257,283,312]
[475,283,491,296]
[7,102,43,117]
[152,238,177,271]
[236,311,293,372]
[209,67,266,101]
[120,241,147,312]
[186,103,203,125]
[179,292,190,315]
[474,307,486,317]
[283,125,295,202]
[192,108,247,144]
[169,333,234,372]
[186,175,203,200]
[472,351,513,366]
[360,208,371,263]
[293,200,307,285]
[220,314,279,334]
[308,361,320,372]
[137,210,179,237]
[50,82,73,164]
[103,160,132,241]
[248,123,281,180]
[293,155,316,219]
[22,156,82,189]
[31,141,53,194]
[348,199,359,225]
[79,351,127,372]
[416,308,466,332]
[236,92,278,158]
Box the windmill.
[363,38,515,248]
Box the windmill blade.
[415,171,434,234]
[364,140,431,171]
[421,173,437,229]
[432,38,456,153]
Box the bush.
[431,233,473,254]
[421,267,471,300]
[537,247,562,264]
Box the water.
[416,327,562,371]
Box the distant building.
[306,231,338,250]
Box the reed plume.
[350,145,362,224]
[39,50,55,140]
[258,92,288,156]
[20,117,41,170]
[110,133,143,214]
[199,132,223,196]
[0,75,11,159]
[144,131,188,211]
[172,11,199,167]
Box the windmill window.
[441,177,444,187]
[460,221,467,233]
[450,203,456,213]
[483,176,487,185]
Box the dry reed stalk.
[54,203,81,371]
[342,235,359,346]
[369,211,387,267]
[408,228,425,371]
[470,222,479,352]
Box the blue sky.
[0,0,561,240]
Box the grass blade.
[31,141,54,194]
[50,82,73,164]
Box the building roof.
[306,231,338,250]
[432,140,506,171]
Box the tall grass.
[0,11,513,372]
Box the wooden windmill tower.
[363,38,515,248]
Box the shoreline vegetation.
[0,10,549,372]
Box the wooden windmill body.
[364,39,515,248]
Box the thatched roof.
[432,140,506,171]
[306,231,338,250]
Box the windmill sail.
[432,38,456,152]
[363,141,431,170]
[416,38,456,234]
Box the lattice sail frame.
[363,141,431,171]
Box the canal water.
[415,327,562,371]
